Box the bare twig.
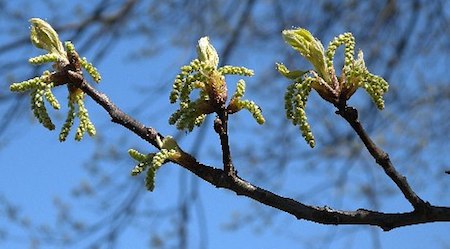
[212,0,256,177]
[63,69,450,231]
[214,109,235,176]
[334,102,428,212]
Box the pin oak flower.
[9,18,101,141]
[169,37,265,131]
[128,136,183,191]
[278,28,389,147]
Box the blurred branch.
[219,0,255,64]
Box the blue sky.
[0,1,449,249]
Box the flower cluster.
[169,37,265,131]
[128,136,182,191]
[10,71,59,130]
[9,18,101,141]
[227,80,265,124]
[278,28,389,147]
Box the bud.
[197,36,219,68]
[29,18,65,56]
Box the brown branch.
[335,102,428,212]
[214,109,235,176]
[65,70,450,231]
[66,70,162,149]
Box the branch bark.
[335,103,428,212]
[66,70,450,231]
[67,71,162,149]
[214,109,235,176]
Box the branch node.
[375,151,390,165]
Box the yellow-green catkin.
[231,79,246,100]
[28,53,59,65]
[325,32,355,72]
[80,57,101,83]
[59,100,76,142]
[128,149,148,162]
[43,83,60,110]
[151,149,177,169]
[31,88,55,130]
[131,162,149,176]
[74,94,96,141]
[129,149,154,177]
[10,76,42,92]
[145,167,157,191]
[218,66,254,76]
[284,79,315,148]
[363,74,389,109]
[143,149,176,191]
[127,147,178,191]
[236,100,265,124]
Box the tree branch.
[67,70,162,149]
[335,102,428,212]
[214,109,235,176]
[66,70,450,231]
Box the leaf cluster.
[169,37,265,131]
[10,18,102,141]
[128,136,182,191]
[278,28,389,147]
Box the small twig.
[214,108,235,176]
[335,102,428,211]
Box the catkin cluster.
[11,71,60,130]
[169,37,265,131]
[278,28,389,147]
[9,19,101,141]
[128,136,181,191]
[128,148,178,191]
[346,51,389,109]
[58,88,97,141]
[227,80,265,124]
